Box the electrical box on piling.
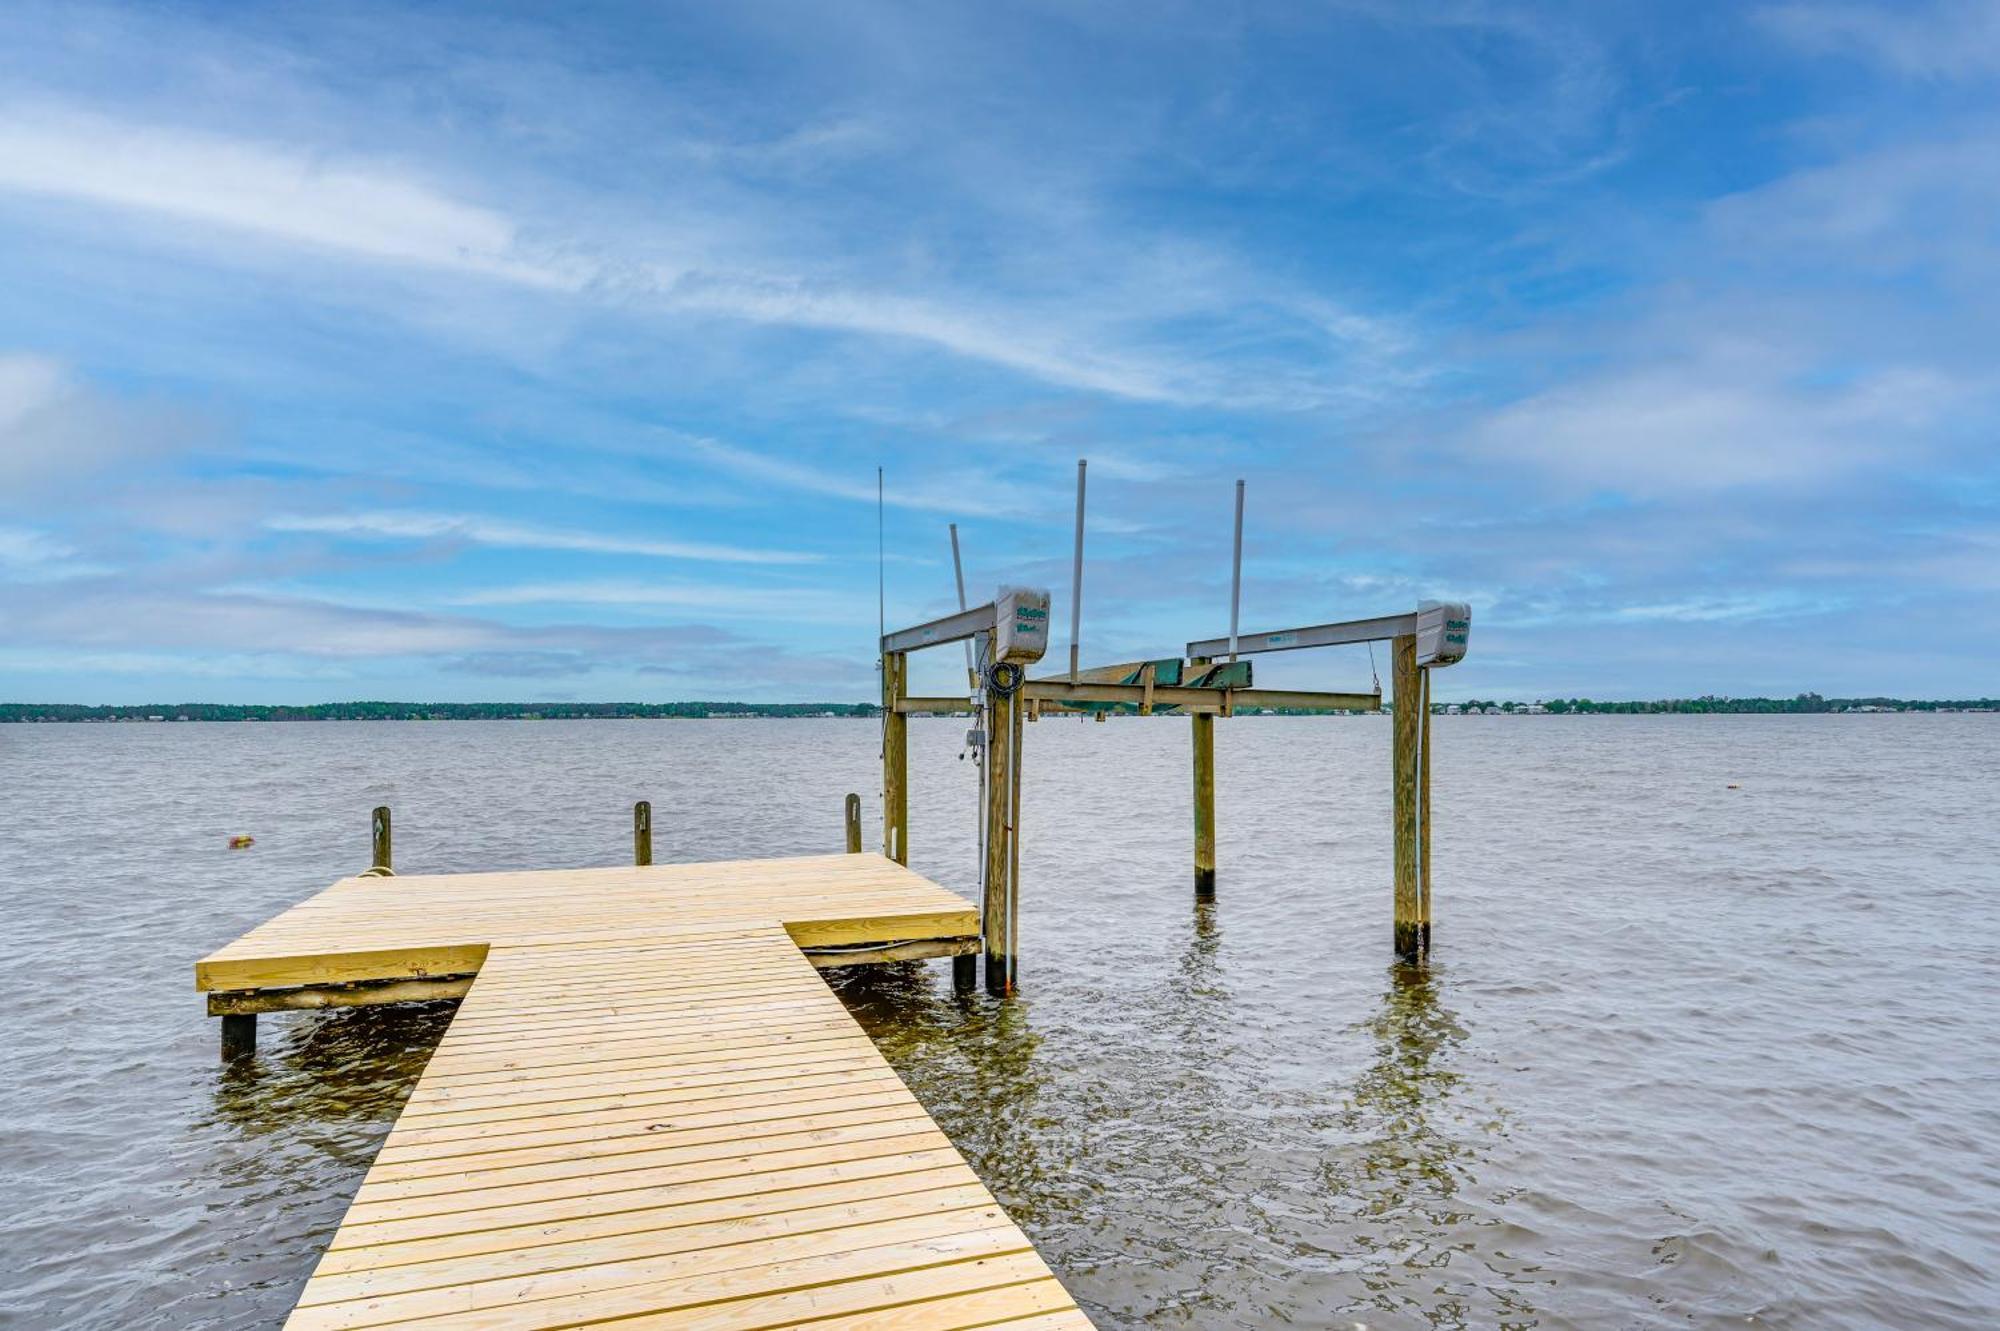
[1415,601,1471,667]
[993,586,1051,665]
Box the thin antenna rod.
[1068,458,1087,684]
[877,466,886,770]
[877,467,886,649]
[1228,477,1245,662]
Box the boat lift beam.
[1187,611,1416,659]
[881,601,998,656]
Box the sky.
[1,0,1995,704]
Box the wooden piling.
[882,651,909,865]
[1392,634,1425,959]
[844,792,862,853]
[633,800,652,866]
[371,804,392,874]
[1191,658,1216,896]
[983,684,1018,994]
[1420,664,1433,954]
[220,1012,255,1061]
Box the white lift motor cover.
[1415,600,1471,667]
[993,586,1052,665]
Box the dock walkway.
[198,854,1089,1330]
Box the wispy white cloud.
[1464,361,1957,493]
[0,523,110,580]
[449,579,865,622]
[264,510,821,565]
[658,272,1197,403]
[0,106,581,288]
[663,434,1040,517]
[0,351,199,489]
[1758,1,2000,78]
[1609,594,1839,624]
[0,582,875,690]
[0,102,1409,409]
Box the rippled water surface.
[1,716,1995,1329]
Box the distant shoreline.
[2,695,1994,722]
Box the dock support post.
[1420,663,1433,954]
[844,793,862,853]
[882,651,908,864]
[1192,657,1216,896]
[633,801,652,866]
[953,953,976,992]
[1392,633,1428,959]
[983,682,1019,994]
[220,1013,255,1061]
[371,805,392,874]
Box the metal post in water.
[1068,458,1086,683]
[634,800,652,866]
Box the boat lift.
[878,464,1470,994]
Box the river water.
[0,715,1994,1329]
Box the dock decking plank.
[198,853,1085,1329]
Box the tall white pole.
[950,522,987,898]
[1229,478,1245,662]
[949,522,975,687]
[1069,459,1087,684]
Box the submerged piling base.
[954,952,977,993]
[219,1012,255,1061]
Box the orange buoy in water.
[228,835,255,849]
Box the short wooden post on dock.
[983,679,1020,994]
[371,804,392,874]
[1191,658,1217,896]
[220,1012,255,1061]
[1392,633,1428,959]
[844,793,862,853]
[882,651,909,865]
[633,800,652,866]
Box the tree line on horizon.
[0,701,879,722]
[3,692,1994,723]
[1475,693,1997,714]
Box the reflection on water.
[1314,962,1537,1329]
[4,716,1997,1329]
[831,962,1059,1222]
[209,1003,455,1138]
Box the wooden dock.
[198,853,1090,1330]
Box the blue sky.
[1,1,1994,703]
